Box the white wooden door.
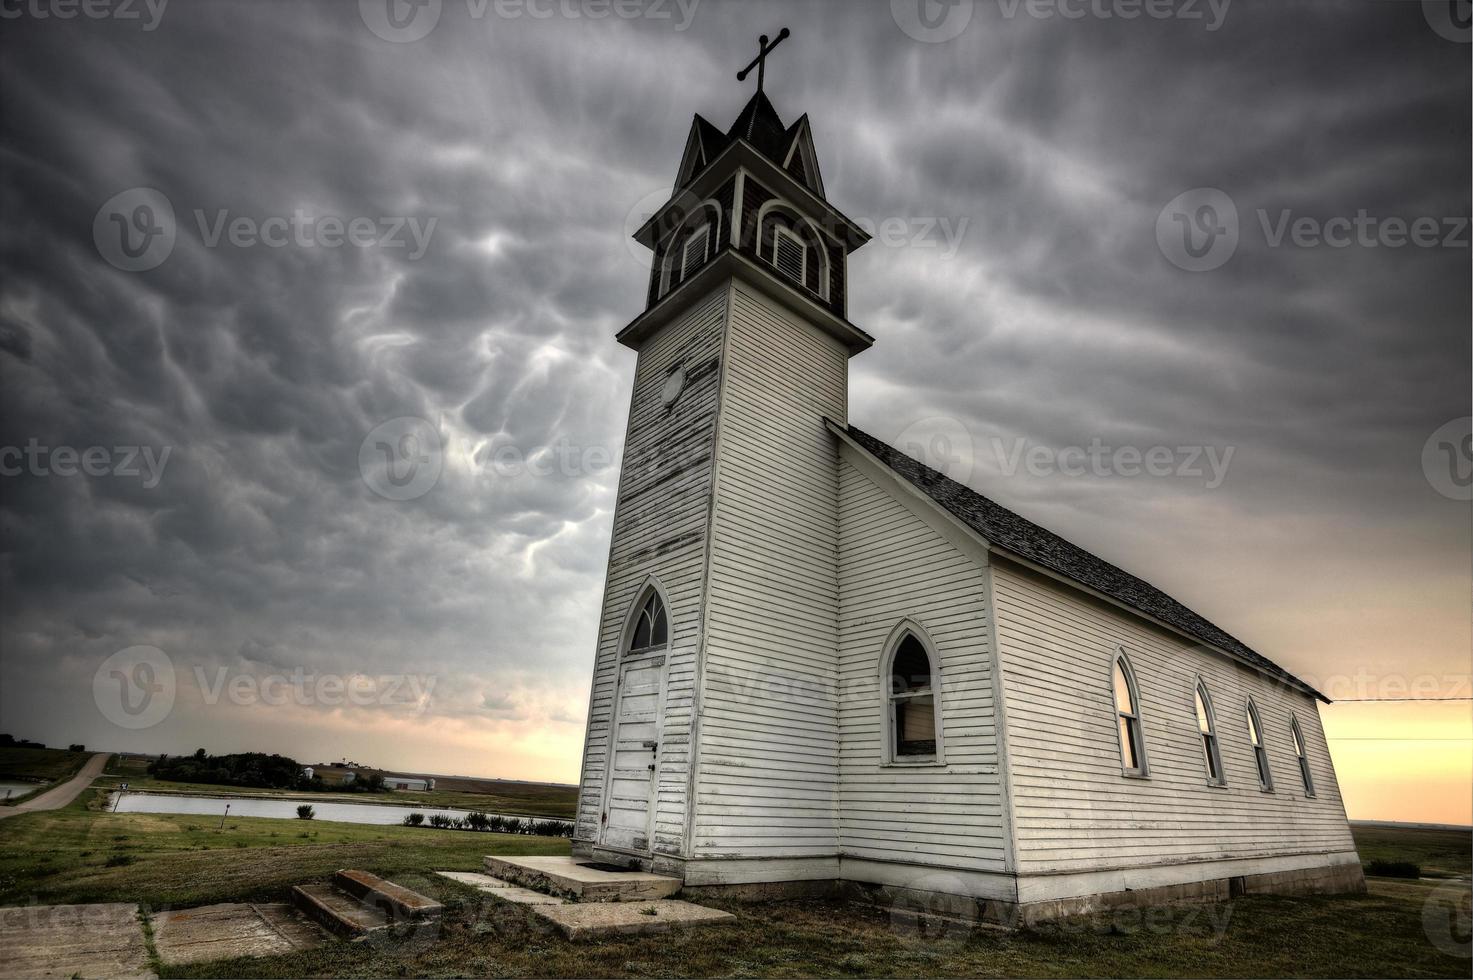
[600,655,665,852]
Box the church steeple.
[622,34,872,355]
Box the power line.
[1331,697,1473,702]
[1326,737,1472,741]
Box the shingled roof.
[726,91,796,162]
[843,424,1325,701]
[681,92,814,191]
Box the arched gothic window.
[1290,714,1315,796]
[886,631,939,761]
[627,589,668,654]
[1246,698,1273,791]
[1195,680,1225,785]
[1112,653,1148,776]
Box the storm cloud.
[0,0,1467,788]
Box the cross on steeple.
[736,28,790,95]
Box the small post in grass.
[218,802,230,829]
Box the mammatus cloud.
[0,2,1467,812]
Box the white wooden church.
[572,54,1363,923]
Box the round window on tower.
[661,365,687,407]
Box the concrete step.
[482,855,681,903]
[333,869,443,922]
[290,884,391,937]
[435,870,567,905]
[530,899,735,941]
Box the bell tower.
[573,32,872,880]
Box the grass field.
[0,794,1466,978]
[104,754,578,819]
[1351,823,1471,879]
[0,746,91,783]
[0,787,567,909]
[0,746,92,805]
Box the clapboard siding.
[835,458,1008,872]
[694,281,848,858]
[574,287,727,855]
[991,559,1356,875]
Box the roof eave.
[617,250,873,354]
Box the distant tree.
[296,804,315,820]
[68,744,85,752]
[148,751,312,791]
[193,748,207,760]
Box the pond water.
[0,780,41,800]
[106,791,552,827]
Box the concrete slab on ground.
[435,871,566,905]
[151,902,326,967]
[0,902,152,979]
[482,854,681,902]
[529,899,735,941]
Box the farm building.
[571,85,1364,923]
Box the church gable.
[673,114,728,190]
[780,115,825,198]
[835,454,1008,874]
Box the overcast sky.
[0,0,1467,818]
